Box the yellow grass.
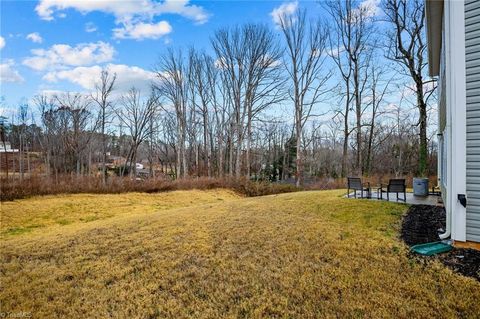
[1,190,479,318]
[1,189,240,236]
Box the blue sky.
[0,0,328,117]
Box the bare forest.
[0,0,437,190]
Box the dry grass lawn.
[1,189,240,236]
[1,189,479,318]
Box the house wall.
[439,0,467,242]
[465,0,480,242]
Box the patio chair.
[378,179,406,202]
[347,177,371,198]
[430,185,441,196]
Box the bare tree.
[54,93,95,176]
[91,68,116,185]
[116,88,158,177]
[212,74,230,177]
[211,26,247,178]
[383,0,433,176]
[17,103,29,180]
[325,0,375,176]
[154,49,189,178]
[211,23,284,178]
[242,25,284,178]
[188,49,215,177]
[0,14,439,186]
[364,66,391,175]
[34,95,54,178]
[0,114,9,179]
[279,9,331,186]
[327,22,353,178]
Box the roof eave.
[425,0,443,77]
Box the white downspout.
[439,130,450,240]
[439,0,451,240]
[439,127,451,240]
[439,203,451,239]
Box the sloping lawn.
[1,190,479,318]
[1,189,240,236]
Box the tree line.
[0,0,437,186]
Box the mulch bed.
[401,204,480,281]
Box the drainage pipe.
[439,204,451,240]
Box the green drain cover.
[411,241,453,256]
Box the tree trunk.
[181,134,187,178]
[218,135,224,177]
[228,133,234,177]
[3,146,8,179]
[19,132,24,180]
[88,148,92,176]
[354,63,362,175]
[132,147,137,178]
[246,116,252,178]
[417,83,428,176]
[176,125,182,179]
[295,105,303,187]
[341,84,350,178]
[76,158,80,177]
[102,119,107,185]
[365,84,377,176]
[27,143,31,176]
[235,137,242,178]
[195,143,200,177]
[203,111,211,177]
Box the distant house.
[105,155,126,168]
[0,142,20,173]
[426,0,480,246]
[0,142,19,153]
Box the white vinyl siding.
[465,0,480,242]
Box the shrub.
[0,175,299,201]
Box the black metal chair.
[430,185,441,196]
[347,177,370,198]
[378,179,406,202]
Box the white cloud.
[270,1,298,27]
[36,0,141,21]
[85,22,97,33]
[402,81,436,98]
[214,57,227,70]
[0,60,24,83]
[156,0,209,25]
[43,63,156,94]
[35,0,210,24]
[261,54,282,68]
[325,46,344,58]
[0,36,5,50]
[360,0,382,16]
[384,102,399,113]
[26,32,43,44]
[113,20,172,40]
[351,0,381,22]
[37,89,72,99]
[23,41,115,71]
